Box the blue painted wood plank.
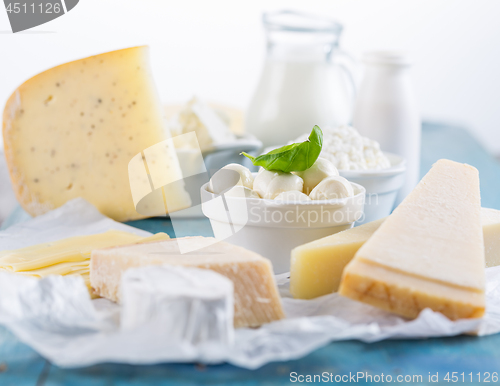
[420,122,500,210]
[38,334,500,386]
[0,326,48,386]
[124,217,213,238]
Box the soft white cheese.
[294,125,391,170]
[220,164,254,189]
[294,157,339,194]
[169,97,236,150]
[309,176,354,200]
[208,164,253,195]
[253,169,304,200]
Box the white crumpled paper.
[1,198,500,369]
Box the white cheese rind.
[3,46,183,222]
[120,265,234,345]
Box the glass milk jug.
[246,10,356,147]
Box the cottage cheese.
[295,126,391,170]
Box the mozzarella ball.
[274,190,312,202]
[294,157,339,194]
[264,173,304,199]
[221,163,254,189]
[252,168,281,197]
[223,186,261,199]
[309,176,354,200]
[208,163,253,194]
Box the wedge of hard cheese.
[90,237,285,328]
[291,207,500,300]
[290,218,385,299]
[339,159,485,320]
[482,208,500,268]
[3,46,188,221]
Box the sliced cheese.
[90,236,285,328]
[3,46,188,222]
[0,231,170,277]
[0,230,145,272]
[15,260,90,277]
[339,159,485,320]
[290,207,500,300]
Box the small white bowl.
[201,180,365,273]
[339,152,406,224]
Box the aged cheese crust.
[3,46,180,222]
[341,260,485,320]
[90,236,285,328]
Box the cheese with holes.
[90,236,285,328]
[290,207,500,300]
[2,46,188,222]
[339,159,485,320]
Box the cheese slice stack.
[339,159,485,320]
[291,207,500,300]
[3,46,189,222]
[0,231,170,294]
[90,236,285,328]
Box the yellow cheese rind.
[290,218,384,299]
[3,46,183,222]
[90,236,285,328]
[340,260,485,320]
[340,159,485,320]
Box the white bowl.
[339,152,406,224]
[201,180,365,273]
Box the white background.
[1,0,500,154]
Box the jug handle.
[332,49,359,123]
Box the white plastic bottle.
[353,51,421,204]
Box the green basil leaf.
[241,126,323,172]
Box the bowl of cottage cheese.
[276,125,406,224]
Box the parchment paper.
[0,198,499,369]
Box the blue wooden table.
[1,122,500,385]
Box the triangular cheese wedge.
[339,159,485,320]
[3,46,189,221]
